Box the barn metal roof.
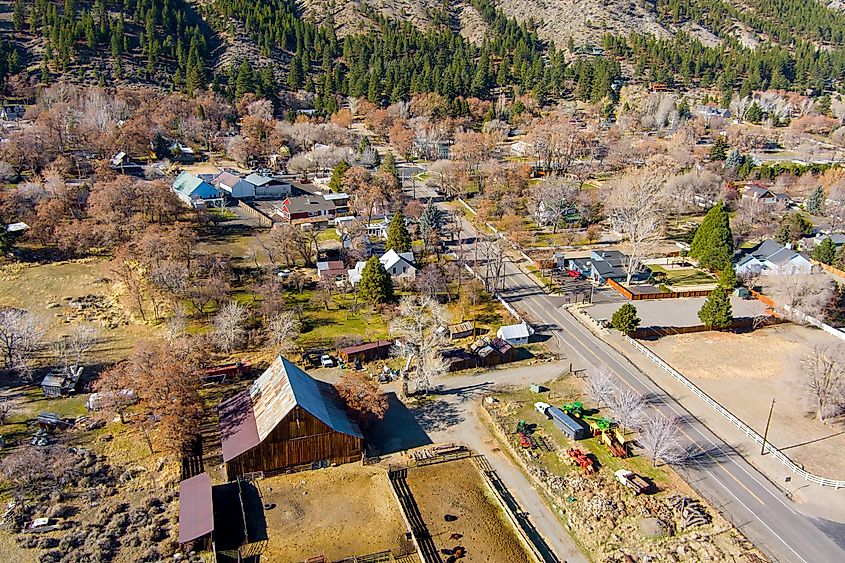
[219,355,362,463]
[178,473,214,543]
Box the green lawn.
[649,265,716,287]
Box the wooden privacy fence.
[625,335,845,489]
[238,200,274,227]
[607,278,715,301]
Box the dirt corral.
[260,463,413,562]
[404,459,532,563]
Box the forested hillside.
[0,0,843,106]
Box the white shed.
[496,322,533,345]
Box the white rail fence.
[624,335,845,489]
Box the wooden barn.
[218,355,363,480]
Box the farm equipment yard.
[482,376,765,562]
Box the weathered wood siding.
[225,406,362,479]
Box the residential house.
[244,173,292,199]
[801,233,845,251]
[0,105,25,121]
[735,239,814,276]
[212,171,256,199]
[380,249,417,279]
[743,184,789,205]
[172,172,224,208]
[510,140,532,157]
[109,151,144,175]
[695,106,731,120]
[348,249,416,285]
[496,322,533,346]
[218,355,363,479]
[323,192,351,216]
[177,472,268,559]
[169,141,196,163]
[5,222,29,234]
[278,195,337,224]
[576,250,647,284]
[316,260,347,281]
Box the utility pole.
[761,398,776,455]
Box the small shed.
[442,348,478,372]
[472,337,518,368]
[548,407,588,440]
[337,340,394,364]
[40,366,83,398]
[496,322,534,346]
[447,322,474,340]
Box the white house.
[496,322,533,346]
[212,171,256,199]
[735,239,814,276]
[380,249,416,279]
[348,249,417,285]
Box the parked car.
[567,270,583,279]
[320,354,334,368]
[277,269,292,278]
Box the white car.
[534,402,551,416]
[320,355,334,368]
[277,269,292,278]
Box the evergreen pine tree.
[611,303,640,334]
[717,264,737,289]
[690,202,734,271]
[419,201,444,243]
[698,289,733,329]
[811,237,837,265]
[386,212,412,252]
[328,160,349,192]
[358,256,394,304]
[805,185,825,215]
[709,136,729,161]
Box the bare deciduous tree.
[0,308,47,381]
[606,167,667,284]
[65,324,100,367]
[764,275,835,322]
[213,302,248,353]
[390,296,449,396]
[267,310,301,351]
[801,346,845,422]
[584,366,618,408]
[608,388,647,432]
[638,413,685,467]
[528,176,581,233]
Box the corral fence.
[624,335,845,489]
[630,316,783,339]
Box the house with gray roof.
[735,239,814,276]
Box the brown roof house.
[218,355,363,479]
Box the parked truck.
[615,469,650,495]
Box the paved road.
[398,161,844,562]
[455,217,845,563]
